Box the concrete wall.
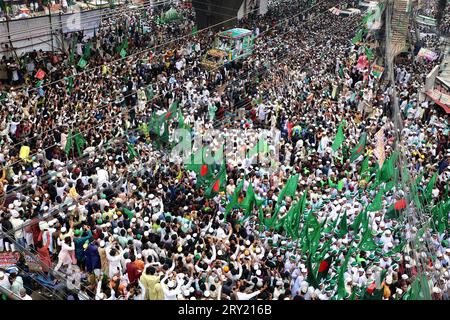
[0,8,105,57]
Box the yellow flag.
[19,146,32,162]
[176,169,182,181]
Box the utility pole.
[48,3,55,52]
[59,11,65,53]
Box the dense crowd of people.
[0,0,449,300]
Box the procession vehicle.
[201,28,255,70]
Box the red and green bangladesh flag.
[163,101,179,121]
[186,147,214,187]
[385,198,407,220]
[350,132,367,162]
[205,161,227,198]
[317,256,333,282]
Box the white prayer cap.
[401,274,409,280]
[432,287,441,294]
[61,227,67,233]
[204,290,210,297]
[100,240,105,248]
[386,275,393,285]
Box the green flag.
[424,172,438,203]
[361,12,374,25]
[66,76,74,95]
[177,111,185,129]
[306,252,319,288]
[350,132,367,162]
[247,138,270,158]
[120,48,127,58]
[385,241,405,256]
[192,25,198,35]
[83,42,92,59]
[337,250,352,299]
[77,58,88,69]
[338,65,344,78]
[69,36,77,65]
[360,156,370,177]
[240,182,256,217]
[273,174,300,221]
[367,188,383,212]
[364,46,373,61]
[277,174,299,202]
[359,231,378,251]
[337,179,344,191]
[379,151,399,183]
[351,210,366,233]
[156,118,169,144]
[336,211,348,238]
[331,121,345,152]
[73,131,86,157]
[127,143,139,160]
[65,130,73,155]
[351,29,364,44]
[225,179,244,218]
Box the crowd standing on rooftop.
[0,0,449,300]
